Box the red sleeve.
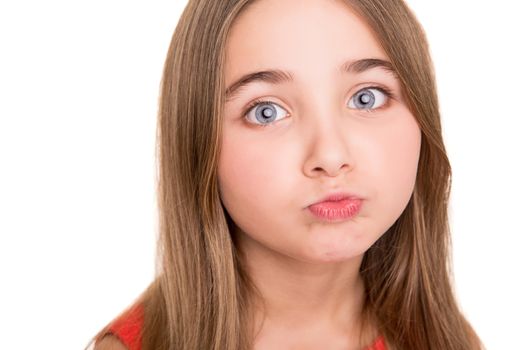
[366,335,387,350]
[102,303,144,350]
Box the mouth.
[307,192,363,222]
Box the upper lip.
[309,191,363,206]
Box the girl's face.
[218,0,421,264]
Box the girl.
[87,0,484,349]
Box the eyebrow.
[224,58,396,102]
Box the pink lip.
[308,192,363,222]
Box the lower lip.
[308,198,362,222]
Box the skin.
[218,0,421,348]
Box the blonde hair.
[88,0,484,349]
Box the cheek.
[387,115,421,186]
[218,130,294,226]
[371,111,421,218]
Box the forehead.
[224,0,388,83]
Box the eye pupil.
[359,93,371,104]
[255,104,277,123]
[353,89,376,109]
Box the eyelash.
[243,85,395,128]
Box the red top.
[100,303,387,350]
[102,303,144,350]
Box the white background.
[0,1,523,349]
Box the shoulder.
[92,303,144,350]
[93,304,144,350]
[93,334,128,350]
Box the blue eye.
[243,86,393,127]
[244,100,288,127]
[348,87,391,111]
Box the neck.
[236,230,375,347]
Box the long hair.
[88,0,484,349]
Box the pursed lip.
[308,191,363,207]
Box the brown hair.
[87,0,484,349]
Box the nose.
[302,116,355,178]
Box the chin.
[299,242,368,264]
[302,226,371,259]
